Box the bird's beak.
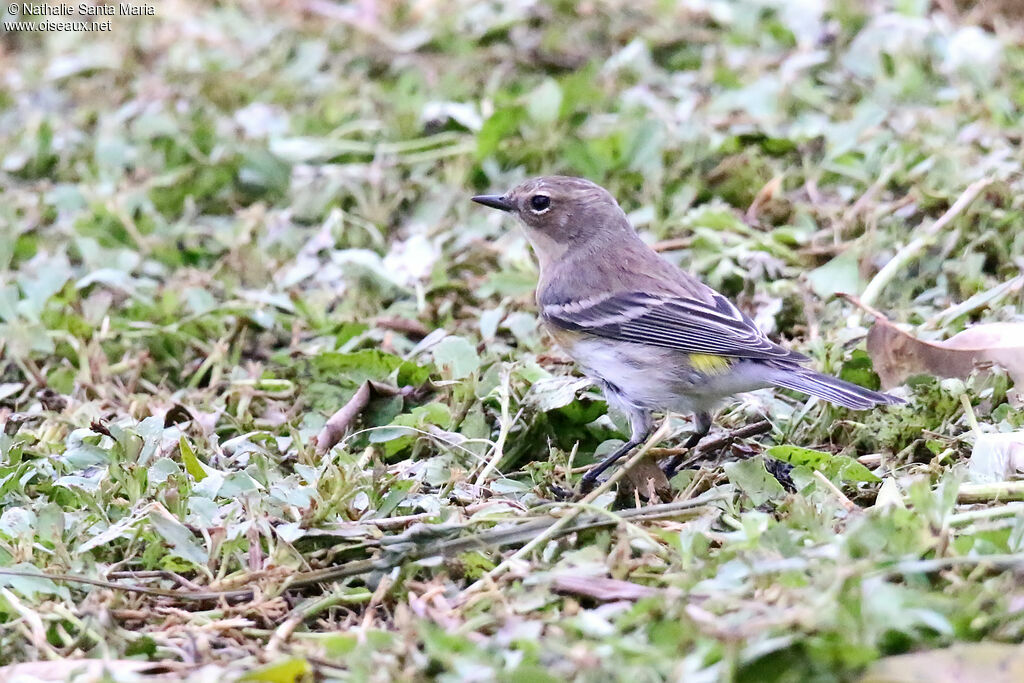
[471,194,513,212]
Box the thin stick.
[948,503,1024,526]
[465,421,673,594]
[811,470,856,513]
[878,552,1024,577]
[648,420,773,462]
[957,481,1024,503]
[473,366,512,486]
[858,177,991,314]
[0,487,725,605]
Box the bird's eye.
[530,195,551,212]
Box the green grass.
[2,1,1024,680]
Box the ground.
[1,1,1023,681]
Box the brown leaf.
[860,643,1024,683]
[866,319,1024,400]
[375,315,431,339]
[618,459,673,505]
[314,380,402,455]
[553,575,659,602]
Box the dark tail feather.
[771,368,904,410]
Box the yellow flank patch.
[689,353,733,375]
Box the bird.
[472,176,904,491]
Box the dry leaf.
[618,458,673,505]
[968,432,1024,482]
[553,576,659,601]
[860,643,1024,683]
[874,477,906,509]
[314,380,403,455]
[866,319,1024,402]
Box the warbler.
[472,176,903,490]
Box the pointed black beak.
[471,194,513,212]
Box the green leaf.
[476,106,523,158]
[725,456,786,505]
[0,562,62,599]
[239,657,312,683]
[767,445,880,483]
[807,250,863,299]
[397,359,431,387]
[179,436,207,482]
[310,350,403,385]
[431,336,480,379]
[18,266,69,318]
[839,349,882,391]
[148,509,208,565]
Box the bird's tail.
[770,368,904,410]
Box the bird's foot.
[577,474,598,497]
[547,483,575,501]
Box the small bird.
[472,176,903,491]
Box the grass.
[2,0,1024,680]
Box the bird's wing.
[541,289,808,363]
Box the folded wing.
[542,290,808,363]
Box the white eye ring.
[529,194,551,214]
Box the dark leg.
[662,411,712,480]
[580,409,653,493]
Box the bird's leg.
[661,411,712,480]
[579,410,653,494]
[579,438,641,494]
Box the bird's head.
[472,176,634,265]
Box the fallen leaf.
[524,376,594,412]
[874,477,906,509]
[314,380,403,455]
[860,642,1024,683]
[553,576,659,601]
[725,455,786,506]
[866,318,1024,402]
[968,432,1024,482]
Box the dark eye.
[530,194,550,211]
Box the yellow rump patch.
[689,353,733,375]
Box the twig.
[375,316,430,339]
[877,552,1024,577]
[465,421,673,594]
[652,237,693,252]
[835,292,891,322]
[0,570,228,601]
[360,574,392,629]
[811,470,856,513]
[472,365,512,486]
[647,420,773,462]
[948,503,1024,526]
[857,177,992,317]
[268,588,371,653]
[0,491,726,606]
[957,481,1024,503]
[844,164,898,230]
[553,576,659,601]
